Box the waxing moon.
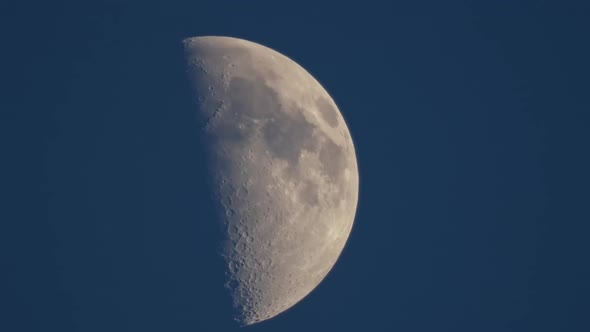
[183,36,359,325]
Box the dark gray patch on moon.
[319,139,344,181]
[299,181,319,206]
[225,76,319,168]
[212,77,280,144]
[228,77,279,119]
[262,110,316,167]
[219,45,251,61]
[212,118,249,143]
[316,96,339,127]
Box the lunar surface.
[183,36,359,325]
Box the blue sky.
[2,1,589,331]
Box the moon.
[183,36,359,326]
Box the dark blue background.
[2,1,589,331]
